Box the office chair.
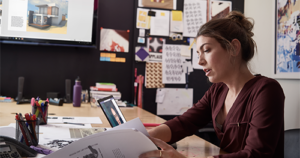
[284,128,300,158]
[195,121,220,147]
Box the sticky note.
[172,11,182,21]
[110,53,116,58]
[161,12,165,16]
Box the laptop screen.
[97,96,127,127]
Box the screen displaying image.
[0,0,95,45]
[99,97,126,127]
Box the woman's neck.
[224,65,255,96]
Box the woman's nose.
[198,54,205,66]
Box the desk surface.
[0,102,226,158]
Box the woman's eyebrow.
[199,43,209,51]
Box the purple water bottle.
[73,76,82,107]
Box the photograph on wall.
[138,0,176,10]
[276,0,300,79]
[27,0,69,34]
[100,28,129,53]
[0,0,2,6]
[210,1,231,20]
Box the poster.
[156,88,193,115]
[162,44,186,84]
[100,28,129,52]
[183,0,207,37]
[210,1,231,20]
[275,0,300,79]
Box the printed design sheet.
[135,47,150,62]
[157,88,193,115]
[150,9,170,36]
[145,62,164,88]
[183,0,207,37]
[100,28,129,52]
[148,37,165,62]
[136,8,150,29]
[162,44,185,84]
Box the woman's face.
[196,36,233,83]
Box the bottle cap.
[76,76,81,82]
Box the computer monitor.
[0,0,98,48]
[97,95,127,127]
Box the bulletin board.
[132,0,245,119]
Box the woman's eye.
[204,49,210,53]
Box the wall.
[0,0,135,103]
[245,0,300,130]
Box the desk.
[0,102,227,158]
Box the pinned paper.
[183,0,207,37]
[138,37,145,43]
[150,10,170,36]
[139,0,177,10]
[148,37,165,62]
[157,88,193,115]
[100,28,129,52]
[156,89,165,103]
[211,1,232,20]
[145,62,165,88]
[139,29,145,37]
[135,47,150,62]
[162,44,185,84]
[180,45,191,57]
[170,10,183,32]
[136,8,150,29]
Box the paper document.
[43,129,157,158]
[157,88,193,115]
[107,117,149,136]
[0,126,15,139]
[170,10,183,32]
[150,10,170,36]
[162,44,186,84]
[136,8,150,29]
[47,117,102,124]
[183,0,207,37]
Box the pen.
[16,114,29,146]
[62,117,74,119]
[63,122,85,126]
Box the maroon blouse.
[165,75,285,158]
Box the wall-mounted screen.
[0,0,98,48]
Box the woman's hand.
[139,137,186,158]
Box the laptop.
[97,95,127,127]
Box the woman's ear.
[230,39,241,57]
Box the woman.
[139,11,285,158]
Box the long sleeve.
[214,80,285,158]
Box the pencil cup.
[15,118,39,146]
[32,105,48,125]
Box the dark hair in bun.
[197,11,257,63]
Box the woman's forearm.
[148,124,172,142]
